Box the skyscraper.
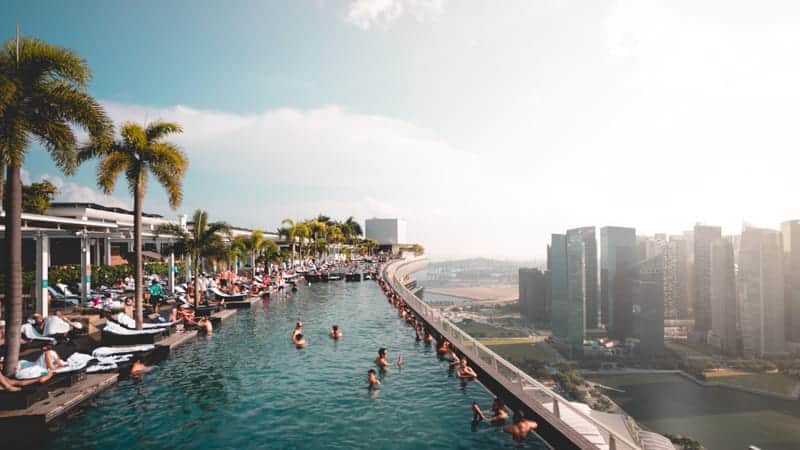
[567,226,598,329]
[549,234,569,342]
[633,254,665,355]
[709,237,739,356]
[781,220,800,342]
[693,224,722,341]
[518,268,549,325]
[738,227,785,356]
[600,226,636,339]
[664,235,690,320]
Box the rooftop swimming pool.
[45,281,547,449]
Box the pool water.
[45,281,547,449]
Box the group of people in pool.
[290,321,343,348]
[375,272,539,444]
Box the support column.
[104,237,112,266]
[35,234,49,317]
[80,234,92,302]
[185,255,192,285]
[92,238,101,266]
[168,252,175,293]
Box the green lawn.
[484,341,563,365]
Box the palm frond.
[96,151,129,194]
[145,121,182,141]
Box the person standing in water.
[374,348,402,369]
[367,369,381,389]
[329,325,343,339]
[292,322,303,340]
[503,410,538,443]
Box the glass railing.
[384,257,642,450]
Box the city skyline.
[5,0,800,259]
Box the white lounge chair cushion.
[54,352,93,374]
[104,322,164,336]
[92,345,155,357]
[113,313,176,329]
[15,360,49,380]
[211,287,245,299]
[21,323,56,343]
[43,316,73,336]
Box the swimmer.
[130,357,149,378]
[375,348,401,369]
[292,322,303,340]
[456,358,477,380]
[197,317,213,335]
[489,398,509,424]
[329,325,343,339]
[437,340,450,356]
[367,369,381,388]
[294,333,307,348]
[424,330,433,344]
[503,410,538,443]
[472,401,487,422]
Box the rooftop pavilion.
[0,202,278,317]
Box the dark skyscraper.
[634,254,665,355]
[567,226,599,330]
[549,234,569,342]
[710,238,739,356]
[693,224,722,341]
[601,226,636,339]
[518,268,549,325]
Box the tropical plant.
[22,179,58,214]
[158,209,230,308]
[281,218,297,265]
[246,229,266,271]
[79,120,187,329]
[0,35,112,375]
[228,235,249,274]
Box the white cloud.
[37,173,130,210]
[346,0,445,30]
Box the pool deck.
[224,296,262,308]
[212,308,238,321]
[0,373,118,431]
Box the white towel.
[92,344,155,357]
[104,322,164,336]
[15,360,48,380]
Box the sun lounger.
[210,287,246,301]
[92,344,155,357]
[102,321,167,345]
[42,315,83,337]
[21,323,57,345]
[112,312,177,330]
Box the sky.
[4,0,800,260]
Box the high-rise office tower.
[709,237,739,356]
[600,226,637,339]
[738,227,785,356]
[518,268,549,326]
[567,226,599,330]
[664,235,690,320]
[693,224,722,341]
[549,234,569,342]
[781,220,800,342]
[633,254,665,355]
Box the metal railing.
[384,257,642,450]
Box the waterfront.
[44,282,546,449]
[587,373,800,450]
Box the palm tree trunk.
[3,165,23,376]
[133,186,144,330]
[193,255,200,309]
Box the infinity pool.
[45,281,546,449]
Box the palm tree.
[158,209,230,308]
[229,235,249,275]
[345,216,363,240]
[294,222,310,261]
[1,36,112,375]
[281,218,297,265]
[259,240,280,274]
[246,230,266,273]
[79,121,187,329]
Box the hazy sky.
[5,0,800,259]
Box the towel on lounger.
[92,345,155,357]
[21,323,57,343]
[103,321,164,335]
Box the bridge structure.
[384,257,649,450]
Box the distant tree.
[22,180,58,214]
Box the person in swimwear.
[503,410,538,443]
[294,333,307,348]
[374,348,402,369]
[489,398,509,423]
[197,317,212,335]
[329,325,343,339]
[292,322,303,340]
[0,357,53,391]
[367,369,381,389]
[456,358,477,380]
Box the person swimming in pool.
[367,369,381,389]
[503,410,538,443]
[294,333,307,348]
[329,325,343,339]
[292,322,303,340]
[489,398,509,424]
[456,358,477,380]
[374,348,402,369]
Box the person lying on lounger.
[329,325,342,339]
[0,357,53,391]
[37,344,65,371]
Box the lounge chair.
[21,323,57,345]
[210,287,246,301]
[42,315,83,337]
[102,322,167,345]
[111,312,177,330]
[47,286,80,306]
[92,344,155,357]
